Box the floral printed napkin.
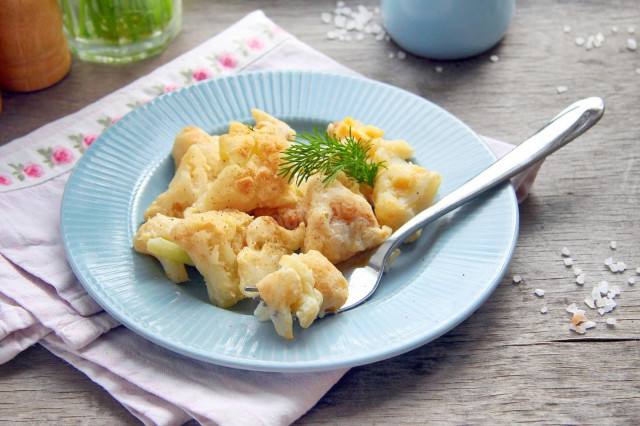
[0,10,541,425]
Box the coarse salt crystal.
[610,241,618,249]
[573,266,583,276]
[575,36,586,46]
[597,280,610,295]
[327,30,338,40]
[611,26,619,33]
[512,275,522,284]
[388,52,395,59]
[397,51,406,60]
[604,257,614,265]
[608,263,619,272]
[576,273,586,285]
[584,297,596,309]
[563,25,571,33]
[616,261,627,272]
[572,311,587,324]
[607,285,621,298]
[627,38,638,51]
[540,306,548,314]
[534,288,545,297]
[585,35,595,50]
[583,321,597,330]
[490,55,499,62]
[561,247,571,257]
[566,303,580,313]
[590,286,601,300]
[629,277,636,285]
[606,317,617,326]
[564,258,574,266]
[434,66,443,73]
[557,85,569,94]
[321,12,332,24]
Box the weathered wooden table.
[2,0,639,424]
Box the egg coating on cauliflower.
[254,250,346,340]
[144,144,210,220]
[187,110,297,214]
[170,210,252,308]
[302,175,392,264]
[236,216,305,298]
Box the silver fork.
[247,97,605,313]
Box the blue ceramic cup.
[381,0,515,60]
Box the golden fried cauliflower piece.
[187,111,297,214]
[144,144,210,220]
[254,250,346,339]
[171,126,224,180]
[373,163,442,232]
[170,210,252,308]
[302,175,392,264]
[236,216,305,297]
[133,214,188,283]
[328,117,442,236]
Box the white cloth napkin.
[0,10,542,425]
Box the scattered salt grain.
[573,266,583,276]
[597,280,610,295]
[388,52,395,59]
[566,303,580,314]
[611,26,619,34]
[607,285,621,298]
[575,36,586,46]
[616,261,627,272]
[534,288,545,297]
[576,273,586,285]
[628,277,636,285]
[397,51,406,60]
[563,25,571,33]
[604,256,614,266]
[606,317,617,326]
[541,306,548,314]
[564,258,574,267]
[321,12,332,24]
[561,247,571,257]
[512,275,522,284]
[584,297,596,309]
[557,85,569,94]
[608,263,619,273]
[585,35,595,50]
[434,66,443,73]
[598,298,617,315]
[610,240,618,249]
[490,54,499,62]
[629,26,636,34]
[628,38,638,51]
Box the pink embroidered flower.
[245,36,265,51]
[23,163,44,178]
[164,84,179,93]
[109,116,121,126]
[0,175,11,186]
[192,67,213,81]
[83,133,98,148]
[217,52,238,69]
[52,146,75,165]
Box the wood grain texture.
[1,0,639,424]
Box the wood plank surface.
[1,0,639,424]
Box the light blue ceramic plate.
[61,70,518,373]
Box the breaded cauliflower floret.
[302,175,392,264]
[133,214,188,283]
[187,111,297,214]
[236,216,305,297]
[373,163,442,232]
[255,251,344,340]
[170,210,252,308]
[171,126,224,180]
[144,144,210,220]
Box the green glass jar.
[59,0,182,64]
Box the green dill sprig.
[279,128,385,187]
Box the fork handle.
[373,97,605,266]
